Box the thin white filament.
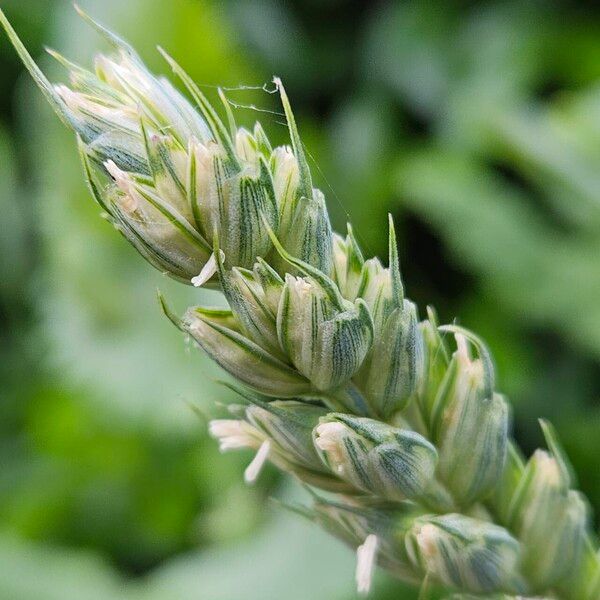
[191,250,224,287]
[356,534,379,595]
[244,439,271,484]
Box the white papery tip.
[415,523,439,560]
[105,160,138,213]
[355,534,379,595]
[455,333,470,361]
[244,440,271,484]
[105,159,128,185]
[538,452,562,486]
[314,422,347,475]
[191,250,225,287]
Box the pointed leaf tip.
[157,289,184,330]
[44,46,85,75]
[388,214,403,302]
[273,76,312,199]
[218,87,237,138]
[539,418,576,487]
[73,3,135,55]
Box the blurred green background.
[1,1,599,598]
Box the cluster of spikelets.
[2,7,599,598]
